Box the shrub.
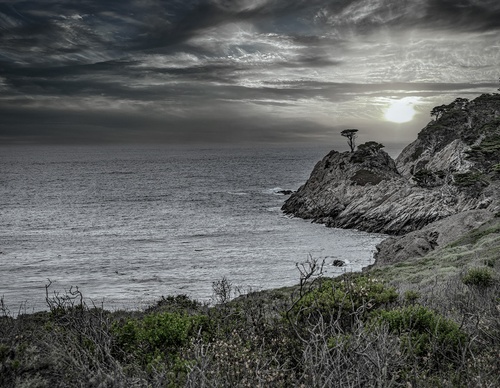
[212,276,233,305]
[145,294,203,314]
[462,267,495,288]
[112,311,208,367]
[290,274,397,330]
[411,146,424,161]
[186,331,294,387]
[350,141,385,163]
[403,290,421,304]
[476,134,500,153]
[357,141,385,153]
[412,168,445,187]
[375,305,467,367]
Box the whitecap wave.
[265,187,294,195]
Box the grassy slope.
[369,217,500,291]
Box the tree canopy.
[341,129,359,152]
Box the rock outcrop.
[371,209,495,267]
[282,93,500,236]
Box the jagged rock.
[332,259,345,267]
[281,145,497,235]
[277,190,294,195]
[282,94,500,235]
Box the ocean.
[0,144,387,313]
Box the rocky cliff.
[282,93,500,237]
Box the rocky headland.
[282,93,500,264]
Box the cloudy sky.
[1,0,499,146]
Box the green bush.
[350,141,385,163]
[375,305,467,365]
[145,294,203,314]
[403,290,421,304]
[112,311,208,366]
[291,275,397,329]
[357,141,385,152]
[0,343,9,363]
[462,267,495,288]
[476,134,500,153]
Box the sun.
[384,97,419,123]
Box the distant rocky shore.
[282,93,500,265]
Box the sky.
[1,0,499,147]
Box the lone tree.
[341,129,359,152]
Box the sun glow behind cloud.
[384,97,421,123]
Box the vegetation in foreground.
[1,223,499,387]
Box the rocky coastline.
[282,93,500,265]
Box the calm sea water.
[0,144,387,313]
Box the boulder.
[277,190,294,195]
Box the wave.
[266,187,294,195]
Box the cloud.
[424,0,500,31]
[0,0,498,145]
[3,0,497,68]
[317,0,500,33]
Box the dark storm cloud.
[317,0,500,32]
[0,0,499,144]
[425,0,500,31]
[2,0,499,57]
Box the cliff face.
[282,94,500,235]
[396,94,500,179]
